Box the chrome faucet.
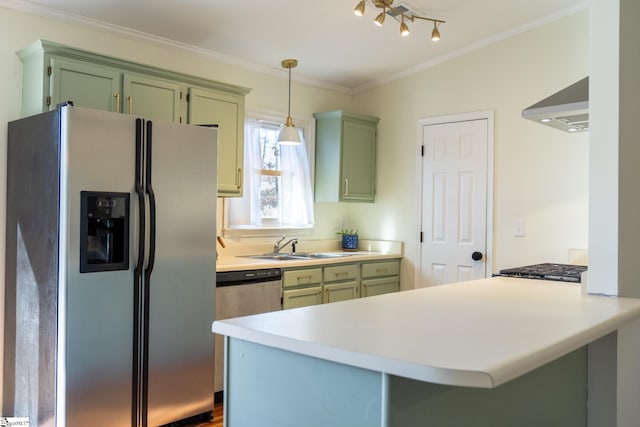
[273,236,298,253]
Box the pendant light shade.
[277,58,301,145]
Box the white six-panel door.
[419,116,490,286]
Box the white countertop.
[212,277,640,388]
[216,251,401,272]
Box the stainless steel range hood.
[522,77,589,133]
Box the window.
[225,113,315,233]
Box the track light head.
[431,22,440,41]
[374,10,386,27]
[400,18,410,36]
[354,0,365,17]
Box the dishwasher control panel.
[216,268,282,286]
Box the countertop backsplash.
[216,238,403,259]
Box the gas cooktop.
[497,263,587,283]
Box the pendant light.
[277,59,301,145]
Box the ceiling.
[5,0,587,92]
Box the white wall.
[352,11,589,287]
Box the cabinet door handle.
[376,268,388,274]
[114,92,120,113]
[335,272,348,278]
[237,168,242,190]
[128,95,133,114]
[344,178,349,196]
[297,275,313,283]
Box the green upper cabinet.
[314,110,379,203]
[17,40,251,196]
[49,58,121,112]
[123,73,182,122]
[187,88,244,197]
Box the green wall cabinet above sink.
[314,110,379,203]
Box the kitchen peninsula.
[212,278,640,426]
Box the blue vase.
[341,234,358,251]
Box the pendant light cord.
[287,66,292,118]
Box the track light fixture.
[353,0,445,41]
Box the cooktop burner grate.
[498,263,587,283]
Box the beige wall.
[353,11,589,287]
[0,5,589,402]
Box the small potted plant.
[337,229,359,251]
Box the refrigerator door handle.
[140,120,157,426]
[133,117,146,427]
[134,118,146,275]
[145,120,156,277]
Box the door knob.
[471,251,483,261]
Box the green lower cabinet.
[323,263,360,303]
[324,280,359,303]
[361,276,400,297]
[361,260,401,297]
[282,268,323,310]
[282,286,322,309]
[282,259,400,309]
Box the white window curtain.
[227,118,314,229]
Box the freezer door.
[62,107,138,427]
[144,121,217,426]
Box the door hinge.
[47,66,52,76]
[186,93,190,103]
[419,231,423,243]
[46,96,51,107]
[421,145,425,156]
[180,91,183,100]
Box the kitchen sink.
[242,252,354,261]
[243,254,312,261]
[300,252,354,258]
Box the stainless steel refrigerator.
[3,104,217,427]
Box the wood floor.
[211,403,223,427]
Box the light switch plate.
[513,220,526,237]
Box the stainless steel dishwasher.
[214,268,282,401]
